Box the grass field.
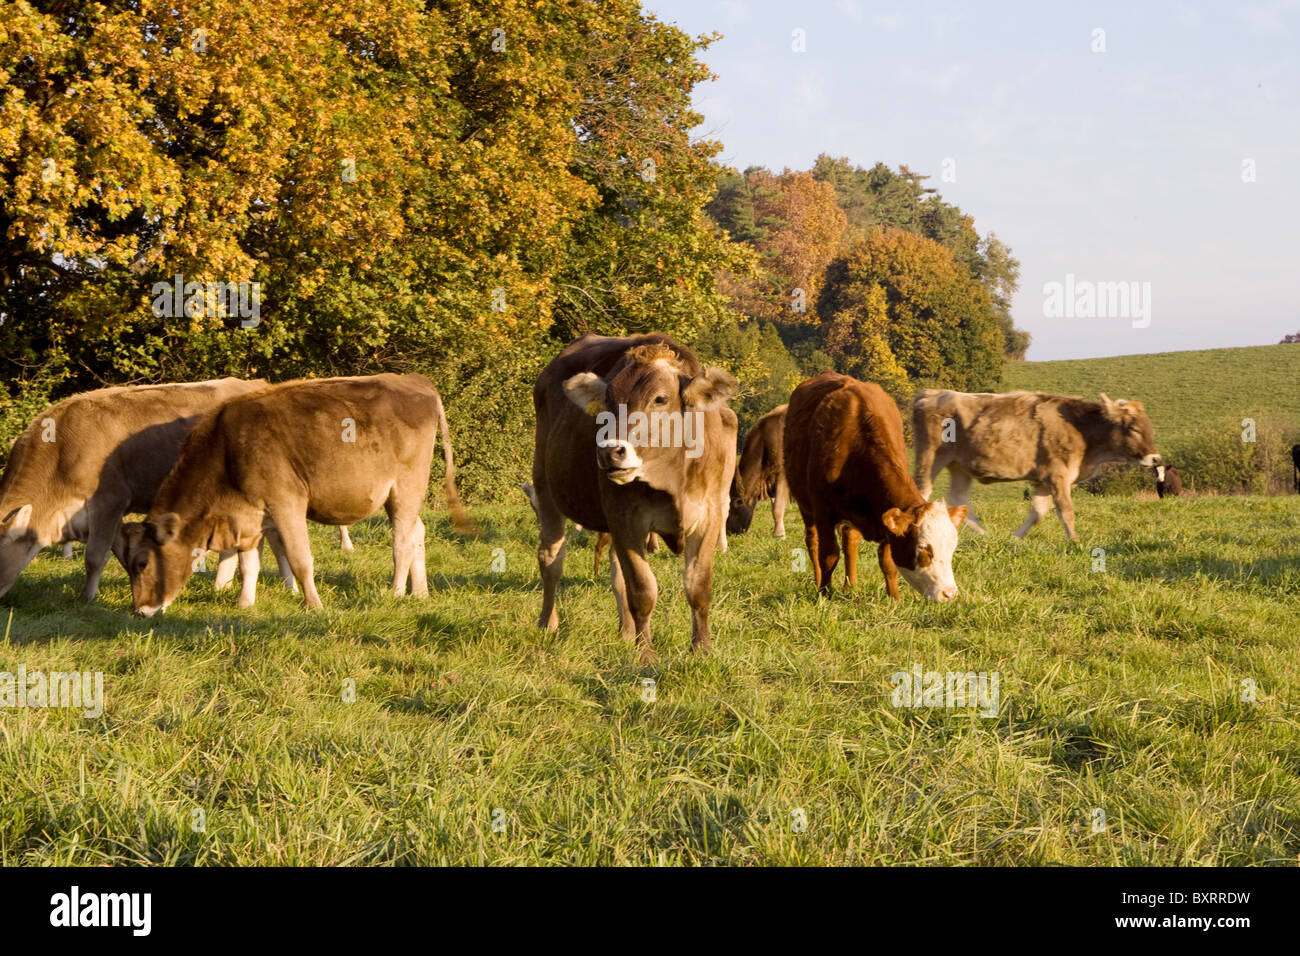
[2,491,1297,865]
[1003,344,1300,445]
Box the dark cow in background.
[727,404,789,539]
[119,373,469,615]
[531,333,738,663]
[913,390,1160,541]
[784,372,966,600]
[1292,444,1300,493]
[1154,463,1183,498]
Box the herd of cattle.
[0,332,1176,662]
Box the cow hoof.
[637,648,661,665]
[237,596,254,609]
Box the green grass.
[1003,344,1300,445]
[1,494,1298,865]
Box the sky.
[645,0,1300,361]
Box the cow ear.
[881,507,913,536]
[1098,393,1121,421]
[683,367,738,411]
[2,503,33,539]
[947,505,968,529]
[563,373,607,415]
[151,513,181,546]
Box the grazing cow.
[784,372,966,600]
[1154,463,1183,498]
[1292,444,1300,494]
[727,404,789,538]
[531,333,738,662]
[913,389,1160,541]
[118,374,470,615]
[0,378,278,601]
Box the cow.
[531,333,738,663]
[727,404,789,539]
[0,378,280,601]
[520,482,658,576]
[784,372,966,601]
[1292,444,1300,494]
[913,390,1160,541]
[118,373,470,615]
[1154,463,1182,498]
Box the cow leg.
[1013,484,1053,539]
[593,532,609,578]
[615,539,659,663]
[771,477,789,538]
[263,525,297,591]
[916,441,952,500]
[81,500,127,600]
[682,522,720,656]
[608,548,636,643]
[840,524,860,591]
[266,509,321,608]
[946,468,986,534]
[1048,479,1079,541]
[236,546,261,608]
[814,517,841,596]
[339,525,354,552]
[534,490,567,632]
[386,484,426,597]
[214,550,238,590]
[877,540,900,601]
[61,541,75,559]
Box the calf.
[785,372,966,600]
[914,389,1160,541]
[119,374,469,614]
[532,334,737,662]
[727,404,789,539]
[0,378,272,601]
[1154,463,1183,498]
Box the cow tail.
[432,390,475,535]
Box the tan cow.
[785,372,966,600]
[118,373,470,615]
[0,378,276,601]
[532,334,738,663]
[727,403,789,538]
[913,389,1160,541]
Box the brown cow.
[727,404,789,538]
[913,389,1160,541]
[0,378,277,601]
[531,333,737,663]
[118,373,469,615]
[785,372,967,600]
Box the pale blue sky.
[647,0,1300,360]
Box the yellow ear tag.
[586,400,603,416]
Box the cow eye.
[916,544,934,568]
[653,395,668,406]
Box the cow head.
[117,513,190,616]
[726,469,759,534]
[1099,394,1160,467]
[880,501,968,602]
[0,504,44,598]
[564,344,737,490]
[1153,463,1166,483]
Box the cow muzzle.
[596,440,642,484]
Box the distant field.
[2,498,1297,865]
[1003,344,1300,445]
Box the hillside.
[1003,344,1300,445]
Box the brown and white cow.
[727,404,789,539]
[118,373,470,615]
[913,389,1160,541]
[531,333,738,663]
[785,372,966,600]
[0,378,277,601]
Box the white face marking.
[1155,464,1166,482]
[898,502,961,602]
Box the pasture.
[2,489,1297,865]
